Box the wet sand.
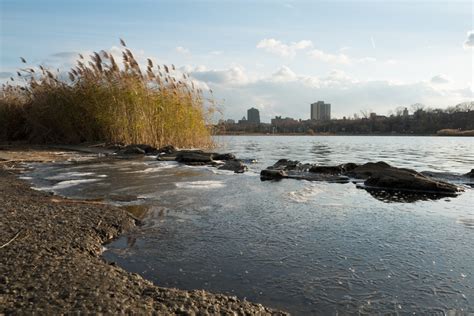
[0,147,287,315]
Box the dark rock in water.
[134,144,158,155]
[116,145,146,155]
[218,159,248,173]
[263,159,462,198]
[157,145,176,155]
[344,161,392,179]
[308,163,358,175]
[263,159,348,181]
[115,144,158,155]
[175,151,214,164]
[212,153,236,161]
[362,167,460,194]
[270,159,301,170]
[466,169,474,178]
[309,165,343,174]
[260,169,288,181]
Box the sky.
[1,0,473,122]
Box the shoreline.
[215,133,473,137]
[0,148,287,314]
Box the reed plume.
[0,40,215,148]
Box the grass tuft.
[0,41,215,148]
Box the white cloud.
[190,66,249,85]
[308,49,376,65]
[308,49,351,64]
[176,46,190,55]
[464,30,474,49]
[269,66,297,82]
[192,65,469,121]
[256,38,313,58]
[430,74,451,84]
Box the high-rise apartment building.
[247,107,260,124]
[310,101,331,120]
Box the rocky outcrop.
[115,144,158,155]
[175,151,214,164]
[157,145,176,155]
[218,160,248,173]
[212,153,236,161]
[116,145,146,155]
[362,167,459,194]
[262,159,463,197]
[156,148,247,173]
[260,159,349,182]
[260,169,288,181]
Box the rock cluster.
[114,144,248,173]
[157,146,248,173]
[261,159,463,197]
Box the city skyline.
[1,0,472,121]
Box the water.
[23,136,474,314]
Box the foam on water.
[35,178,101,191]
[46,171,97,180]
[130,162,179,173]
[288,183,324,203]
[175,180,226,189]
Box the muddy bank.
[0,151,287,314]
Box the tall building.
[310,101,331,121]
[247,107,260,124]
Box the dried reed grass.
[0,40,215,148]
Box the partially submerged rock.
[362,168,459,195]
[156,148,247,173]
[218,159,248,173]
[175,151,214,164]
[466,169,474,178]
[260,159,349,182]
[262,159,463,199]
[116,145,146,155]
[260,169,288,181]
[212,153,236,161]
[115,144,158,156]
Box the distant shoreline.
[215,132,474,137]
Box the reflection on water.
[22,136,474,315]
[360,187,457,203]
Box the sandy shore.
[0,147,287,315]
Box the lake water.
[23,136,474,314]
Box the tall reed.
[0,40,215,148]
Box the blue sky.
[1,0,472,121]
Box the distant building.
[238,116,247,125]
[247,107,260,124]
[403,107,409,117]
[370,112,387,120]
[310,101,331,120]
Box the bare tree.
[360,109,372,119]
